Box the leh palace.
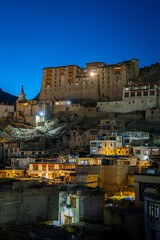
[9,58,160,126]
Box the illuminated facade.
[38,59,139,102]
[0,168,24,178]
[90,136,123,155]
[54,187,105,226]
[27,162,76,183]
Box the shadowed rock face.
[137,62,160,83]
[0,88,18,105]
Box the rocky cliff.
[136,62,160,83]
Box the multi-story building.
[97,83,160,113]
[133,145,150,161]
[119,131,149,146]
[98,118,125,135]
[67,127,98,150]
[27,161,76,183]
[90,136,122,155]
[3,141,20,159]
[38,59,139,102]
[54,186,105,226]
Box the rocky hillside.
[136,62,160,83]
[0,88,18,105]
[0,113,85,142]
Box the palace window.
[150,91,155,96]
[125,92,129,97]
[143,91,148,96]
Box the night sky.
[0,0,160,99]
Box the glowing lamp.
[40,112,44,116]
[90,72,94,76]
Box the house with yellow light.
[90,135,132,157]
[0,168,24,178]
[27,161,76,183]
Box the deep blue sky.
[0,0,160,99]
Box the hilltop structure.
[12,59,160,126]
[38,59,139,102]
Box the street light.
[40,111,44,117]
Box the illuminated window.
[148,202,159,218]
[98,143,102,148]
[70,197,76,208]
[42,164,46,171]
[33,164,38,170]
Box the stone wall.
[100,165,130,195]
[54,104,109,118]
[0,183,59,228]
[145,108,160,122]
[97,95,159,113]
[0,104,14,118]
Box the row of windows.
[100,99,152,106]
[125,91,155,97]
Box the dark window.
[150,91,155,96]
[137,91,141,96]
[143,91,148,96]
[131,92,135,97]
[135,150,141,154]
[91,142,97,147]
[125,92,129,97]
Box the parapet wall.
[97,96,159,113]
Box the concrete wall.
[76,165,101,176]
[82,194,104,223]
[100,165,130,195]
[103,208,145,240]
[0,183,59,228]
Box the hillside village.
[0,59,160,239]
